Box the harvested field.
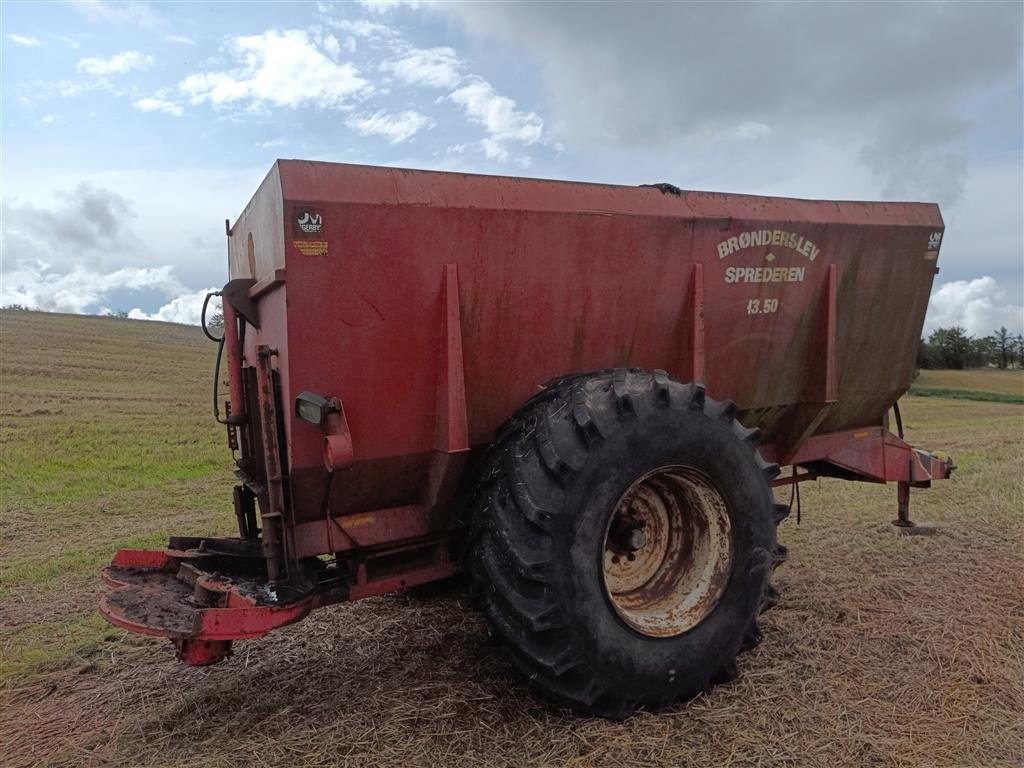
[2,309,1022,768]
[915,368,1024,397]
[912,369,1024,404]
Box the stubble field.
[1,309,1022,767]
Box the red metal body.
[100,161,953,663]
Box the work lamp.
[295,391,331,426]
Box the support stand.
[892,481,938,536]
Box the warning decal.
[295,240,328,257]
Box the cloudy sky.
[2,0,1022,335]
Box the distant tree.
[928,326,972,369]
[111,309,129,318]
[969,335,996,368]
[207,312,224,330]
[917,326,1024,370]
[916,336,936,369]
[1,303,31,311]
[992,327,1013,369]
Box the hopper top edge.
[239,159,943,229]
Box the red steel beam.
[761,426,952,484]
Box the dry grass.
[2,310,1022,768]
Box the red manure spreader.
[100,161,953,717]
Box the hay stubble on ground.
[1,310,1022,767]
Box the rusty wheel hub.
[602,466,733,637]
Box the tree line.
[918,326,1024,370]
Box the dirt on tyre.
[467,368,782,718]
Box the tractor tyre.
[466,368,783,718]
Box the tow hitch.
[100,538,337,665]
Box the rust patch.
[602,466,732,637]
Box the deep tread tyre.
[741,504,790,649]
[467,369,781,718]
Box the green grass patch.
[0,311,236,683]
[915,368,1024,396]
[908,386,1024,404]
[0,612,121,681]
[0,528,206,595]
[0,414,226,509]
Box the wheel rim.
[601,465,733,638]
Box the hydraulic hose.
[201,290,224,342]
[212,336,227,424]
[201,290,228,424]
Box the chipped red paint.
[98,560,322,661]
[174,639,232,666]
[760,427,954,485]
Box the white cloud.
[70,1,163,30]
[7,33,43,47]
[165,34,196,45]
[358,0,420,14]
[729,121,773,141]
[22,53,146,107]
[322,33,341,59]
[1,169,268,320]
[449,78,543,143]
[21,79,91,101]
[448,76,544,161]
[134,97,184,117]
[25,49,155,106]
[128,287,218,324]
[36,114,59,126]
[382,46,463,88]
[328,18,397,40]
[480,137,508,162]
[255,137,287,149]
[368,36,544,163]
[925,277,1024,336]
[1,263,186,315]
[179,29,370,110]
[346,109,434,143]
[76,51,154,76]
[3,183,137,266]
[8,165,265,273]
[58,36,81,50]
